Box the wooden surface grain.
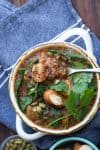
[11,0,28,6]
[0,123,16,143]
[72,0,100,38]
[0,0,100,145]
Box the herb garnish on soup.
[15,45,97,129]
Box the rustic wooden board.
[72,0,100,38]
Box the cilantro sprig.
[49,81,68,93]
[65,87,94,121]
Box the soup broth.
[15,45,97,130]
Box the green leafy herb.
[49,81,68,92]
[69,61,85,69]
[81,88,94,107]
[62,51,85,60]
[48,114,70,127]
[65,87,94,121]
[18,68,26,75]
[50,107,61,116]
[48,49,58,55]
[70,73,93,96]
[16,78,22,90]
[77,107,89,121]
[72,73,93,84]
[64,91,80,121]
[19,96,33,112]
[37,84,47,98]
[15,77,23,96]
[16,68,26,91]
[28,83,38,95]
[65,91,80,121]
[72,82,88,96]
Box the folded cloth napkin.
[0,0,100,149]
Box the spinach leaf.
[19,96,33,112]
[15,77,23,96]
[62,51,85,60]
[18,68,26,75]
[16,78,22,90]
[37,85,47,98]
[49,81,68,92]
[28,83,38,95]
[48,49,58,55]
[50,107,61,116]
[16,68,26,94]
[69,62,85,69]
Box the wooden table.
[0,0,100,145]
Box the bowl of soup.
[9,42,100,136]
[50,137,99,150]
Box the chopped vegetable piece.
[62,50,85,60]
[28,83,38,95]
[49,81,68,93]
[18,68,26,75]
[19,96,33,112]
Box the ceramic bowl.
[49,137,99,150]
[0,135,37,150]
[9,42,100,136]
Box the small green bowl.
[0,135,37,150]
[49,137,99,150]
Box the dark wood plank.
[11,0,28,6]
[72,0,100,38]
[0,123,16,143]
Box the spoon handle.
[74,68,100,73]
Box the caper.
[12,144,17,149]
[5,143,9,148]
[21,141,27,149]
[14,140,22,144]
[10,140,14,144]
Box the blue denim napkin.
[0,0,100,149]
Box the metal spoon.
[68,67,100,75]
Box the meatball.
[32,52,68,82]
